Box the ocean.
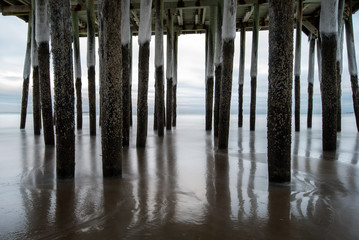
[0,113,358,239]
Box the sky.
[1,13,359,115]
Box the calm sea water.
[0,113,358,239]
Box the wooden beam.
[131,9,140,26]
[201,7,206,25]
[302,20,318,38]
[1,5,30,15]
[177,9,183,25]
[243,5,254,23]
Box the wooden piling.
[218,0,237,149]
[238,25,245,128]
[122,0,131,146]
[294,0,303,132]
[317,38,322,86]
[49,0,75,178]
[205,6,216,131]
[87,0,96,136]
[20,22,31,129]
[98,0,123,177]
[337,0,345,132]
[136,0,153,147]
[320,0,338,151]
[36,0,54,145]
[71,10,82,130]
[166,9,174,131]
[130,37,133,127]
[31,0,41,135]
[307,36,315,128]
[213,0,223,137]
[173,32,178,127]
[267,0,294,183]
[155,0,165,136]
[250,3,259,131]
[344,1,359,132]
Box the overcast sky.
[1,13,359,115]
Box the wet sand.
[0,113,359,239]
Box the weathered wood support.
[249,3,259,131]
[267,0,294,183]
[36,0,54,145]
[238,25,245,128]
[71,10,82,130]
[205,6,216,131]
[20,22,31,129]
[213,0,223,137]
[307,36,315,128]
[320,0,338,151]
[294,0,303,132]
[155,0,165,136]
[31,0,41,135]
[218,0,237,149]
[87,0,96,136]
[345,1,359,132]
[173,32,178,127]
[49,0,75,178]
[130,36,133,127]
[122,0,131,146]
[337,0,345,132]
[166,9,174,131]
[317,38,322,85]
[136,0,152,147]
[98,0,123,177]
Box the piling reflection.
[165,135,177,225]
[351,134,359,165]
[21,146,55,239]
[267,185,291,239]
[134,149,149,230]
[305,130,312,158]
[247,132,258,224]
[55,180,76,239]
[214,151,231,237]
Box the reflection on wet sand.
[1,114,359,239]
